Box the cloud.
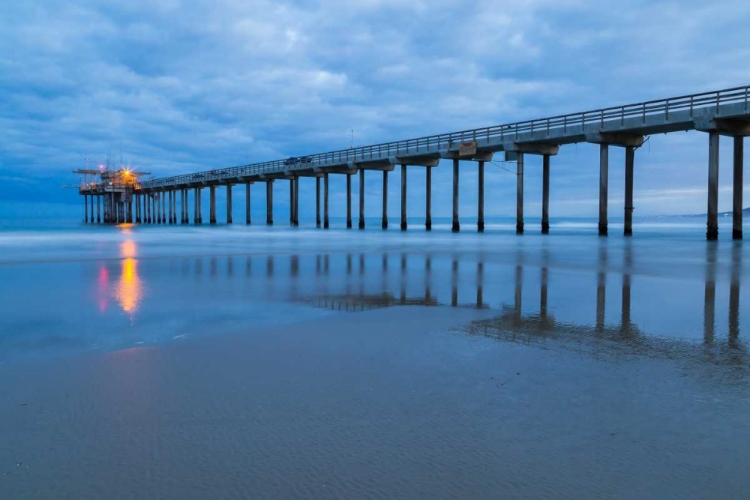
[1,0,749,216]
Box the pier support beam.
[90,196,95,223]
[289,179,294,226]
[172,190,176,224]
[210,186,217,224]
[245,183,251,225]
[733,136,744,240]
[196,188,203,224]
[426,167,432,231]
[478,161,485,233]
[84,195,89,223]
[624,146,635,236]
[316,177,321,228]
[542,155,550,234]
[168,191,173,224]
[266,181,274,225]
[401,164,407,231]
[598,144,609,236]
[346,173,353,229]
[382,170,389,229]
[294,177,299,227]
[516,153,524,234]
[359,169,365,229]
[184,189,189,224]
[97,195,101,223]
[226,185,233,224]
[127,201,133,223]
[324,173,329,229]
[452,159,460,233]
[707,131,720,240]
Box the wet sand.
[1,305,748,499]
[1,221,749,498]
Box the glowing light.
[114,240,143,315]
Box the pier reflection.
[87,240,744,368]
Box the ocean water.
[0,216,748,499]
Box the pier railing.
[139,85,750,189]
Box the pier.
[76,85,750,240]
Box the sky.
[2,0,750,220]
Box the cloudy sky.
[2,0,749,219]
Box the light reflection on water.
[0,224,747,370]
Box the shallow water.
[0,217,748,499]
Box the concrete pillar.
[706,131,720,240]
[324,173,329,229]
[266,181,273,225]
[346,174,353,229]
[598,144,609,236]
[97,195,101,223]
[245,183,251,225]
[293,177,299,227]
[226,185,233,224]
[542,155,550,234]
[401,164,407,231]
[478,161,485,233]
[162,192,166,223]
[167,191,171,224]
[426,167,432,231]
[358,169,365,229]
[127,201,133,223]
[733,136,744,240]
[516,153,524,234]
[289,179,294,226]
[184,189,189,224]
[196,188,203,224]
[142,195,147,224]
[154,195,159,224]
[84,195,89,223]
[210,186,217,224]
[624,146,635,237]
[452,159,460,233]
[382,170,388,229]
[316,177,321,228]
[173,190,177,223]
[90,195,95,223]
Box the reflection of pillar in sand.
[358,254,365,295]
[451,259,459,307]
[227,257,234,278]
[622,242,632,330]
[266,255,274,277]
[195,257,202,277]
[324,254,329,275]
[400,254,407,303]
[596,243,607,331]
[540,266,548,318]
[729,243,741,346]
[514,265,523,319]
[476,262,484,309]
[704,244,717,344]
[381,254,389,292]
[316,255,321,275]
[347,254,352,275]
[425,256,432,302]
[291,255,299,277]
[210,257,217,277]
[246,257,252,277]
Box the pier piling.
[359,169,365,230]
[382,170,388,229]
[425,167,432,231]
[401,164,407,231]
[516,153,524,234]
[624,146,635,237]
[733,136,744,240]
[452,159,460,233]
[478,160,485,233]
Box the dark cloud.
[1,0,749,215]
